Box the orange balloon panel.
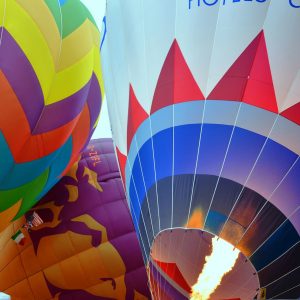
[0,139,150,300]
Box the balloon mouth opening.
[148,228,260,300]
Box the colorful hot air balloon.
[0,139,150,300]
[101,1,300,299]
[0,0,103,231]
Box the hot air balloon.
[0,139,150,300]
[101,1,300,299]
[0,0,103,231]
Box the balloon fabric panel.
[0,139,150,300]
[0,0,103,230]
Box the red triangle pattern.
[116,146,127,184]
[154,259,191,293]
[151,39,204,114]
[126,33,300,144]
[281,102,300,125]
[243,32,278,113]
[208,31,278,113]
[207,33,261,101]
[127,85,149,152]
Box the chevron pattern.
[0,0,103,231]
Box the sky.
[80,0,112,139]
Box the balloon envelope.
[0,139,150,300]
[0,0,103,231]
[102,1,300,299]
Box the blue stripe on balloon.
[131,151,148,217]
[129,177,142,233]
[246,139,298,199]
[154,128,173,180]
[195,124,233,175]
[221,126,267,184]
[271,159,300,222]
[126,101,300,183]
[129,123,300,235]
[137,140,156,190]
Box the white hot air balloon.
[101,1,300,299]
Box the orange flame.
[190,236,240,300]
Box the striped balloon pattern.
[0,0,103,231]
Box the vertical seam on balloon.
[148,128,160,299]
[126,157,152,254]
[260,1,282,112]
[15,221,38,300]
[23,271,38,299]
[269,282,300,299]
[263,265,300,289]
[0,0,6,49]
[148,119,161,300]
[14,0,63,232]
[236,210,300,293]
[28,0,65,180]
[185,101,207,228]
[249,206,300,259]
[127,153,155,297]
[171,106,174,229]
[148,228,177,298]
[107,0,156,296]
[234,275,258,298]
[236,155,300,245]
[203,101,243,229]
[139,0,162,296]
[116,0,163,292]
[130,204,153,299]
[220,33,299,259]
[185,0,223,231]
[202,33,267,233]
[7,166,142,297]
[31,0,64,135]
[103,8,155,295]
[106,2,126,154]
[113,0,145,244]
[126,189,148,264]
[162,2,178,298]
[106,2,155,295]
[141,0,162,288]
[134,136,155,239]
[257,240,300,273]
[220,114,280,243]
[161,229,174,299]
[216,33,275,240]
[140,0,161,235]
